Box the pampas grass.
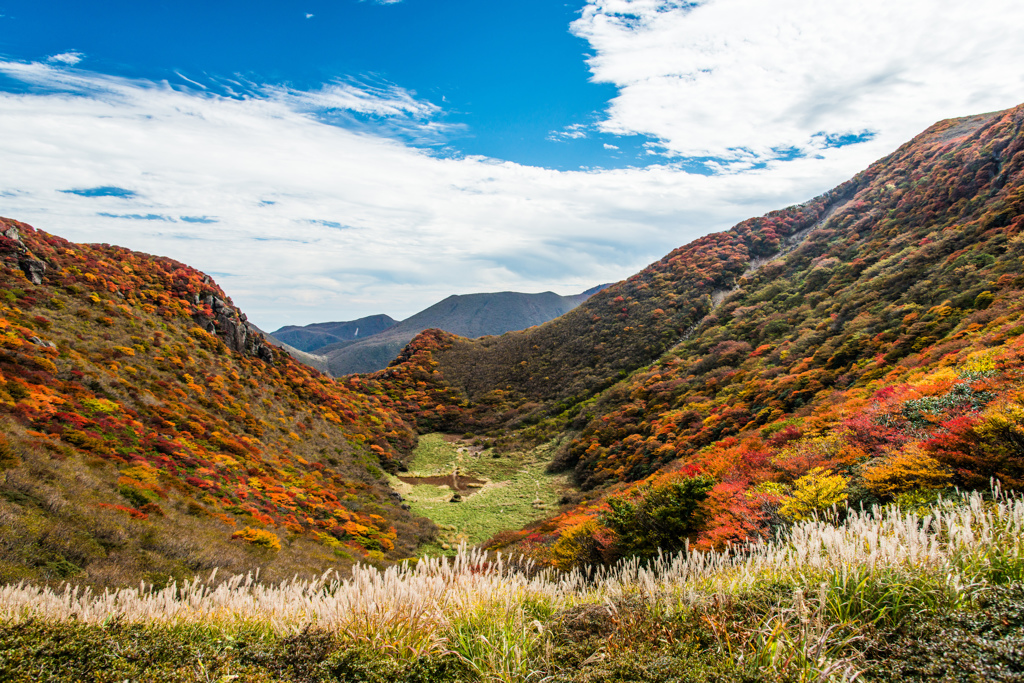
[2,489,1022,681]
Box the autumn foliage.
[0,218,426,566]
[432,106,1024,561]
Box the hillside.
[271,314,396,353]
[2,103,1023,585]
[2,103,1024,683]
[375,105,1024,559]
[0,219,433,586]
[322,289,603,376]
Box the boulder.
[18,257,46,285]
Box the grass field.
[389,433,570,555]
[2,491,1023,682]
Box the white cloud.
[548,123,589,141]
[268,80,438,120]
[603,143,619,150]
[572,0,1024,164]
[306,13,314,19]
[2,0,1023,334]
[46,52,84,66]
[0,60,849,330]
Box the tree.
[861,445,952,498]
[779,467,848,521]
[603,475,714,561]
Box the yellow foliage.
[861,445,952,497]
[960,349,997,377]
[121,463,161,487]
[231,526,281,551]
[779,467,848,521]
[974,401,1024,443]
[317,532,344,549]
[82,397,120,415]
[550,520,600,570]
[773,431,865,479]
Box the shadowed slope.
[324,289,603,375]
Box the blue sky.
[1,0,1023,331]
[0,0,641,170]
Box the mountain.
[0,219,432,586]
[270,314,396,353]
[2,103,1023,584]
[372,105,1024,560]
[320,288,607,376]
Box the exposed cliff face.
[1,223,49,285]
[191,291,274,363]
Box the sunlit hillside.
[0,219,432,586]
[375,105,1024,561]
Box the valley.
[1,103,1024,681]
[389,433,569,554]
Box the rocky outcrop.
[192,293,275,363]
[0,224,49,285]
[19,257,46,285]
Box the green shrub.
[603,475,714,561]
[866,584,1024,682]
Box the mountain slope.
[324,289,602,376]
[271,314,396,353]
[0,220,431,586]
[374,105,1024,559]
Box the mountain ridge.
[371,104,1024,558]
[318,287,608,375]
[271,314,397,353]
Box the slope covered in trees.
[2,103,1023,582]
[378,106,1024,561]
[0,220,432,585]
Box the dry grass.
[2,488,1022,682]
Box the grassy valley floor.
[390,434,570,555]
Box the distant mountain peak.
[276,286,608,375]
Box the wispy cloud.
[268,80,439,120]
[46,52,84,66]
[572,0,1024,165]
[548,123,589,141]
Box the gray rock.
[19,258,46,285]
[28,336,56,349]
[2,225,23,244]
[192,300,275,364]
